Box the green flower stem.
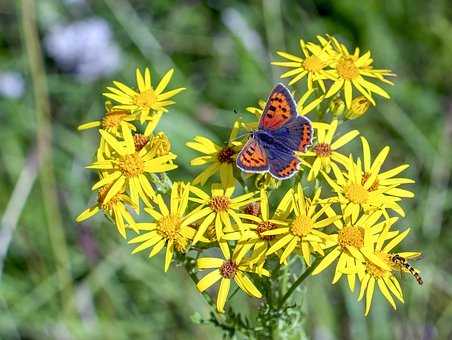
[277,256,322,309]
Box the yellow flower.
[356,227,421,315]
[265,185,337,266]
[78,107,137,135]
[188,183,257,256]
[87,127,177,211]
[196,243,267,312]
[322,156,390,221]
[222,189,292,269]
[128,182,197,272]
[186,121,242,188]
[272,37,336,91]
[299,120,359,181]
[360,137,415,217]
[325,36,395,108]
[312,210,395,291]
[76,182,136,238]
[103,67,185,122]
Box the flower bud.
[345,96,371,120]
[150,132,171,156]
[328,98,345,117]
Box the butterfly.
[236,83,313,180]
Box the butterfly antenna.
[226,131,252,144]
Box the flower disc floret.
[338,225,364,249]
[217,146,235,164]
[209,196,231,212]
[219,260,238,279]
[290,215,314,237]
[346,183,369,204]
[336,56,359,80]
[118,153,145,177]
[157,215,182,240]
[314,143,332,157]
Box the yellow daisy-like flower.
[128,182,197,272]
[356,227,421,315]
[188,183,257,255]
[103,67,185,122]
[299,119,359,181]
[186,121,242,188]
[272,37,336,91]
[76,182,136,238]
[78,109,137,135]
[196,243,267,312]
[325,36,395,108]
[311,210,395,291]
[223,189,292,269]
[265,185,337,266]
[322,156,390,222]
[87,127,177,211]
[359,137,415,217]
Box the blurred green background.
[1,0,451,339]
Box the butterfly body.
[237,84,313,180]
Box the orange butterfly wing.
[259,83,297,130]
[236,138,269,173]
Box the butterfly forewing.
[259,83,297,130]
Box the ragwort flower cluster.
[77,35,422,331]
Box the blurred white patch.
[0,72,25,99]
[221,8,266,62]
[44,18,121,82]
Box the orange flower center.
[118,153,144,177]
[217,146,235,164]
[338,225,364,249]
[291,215,314,237]
[133,134,149,151]
[314,143,332,157]
[135,89,157,108]
[303,55,325,72]
[346,183,369,204]
[243,202,261,217]
[336,56,359,80]
[256,221,276,241]
[102,110,128,129]
[209,196,230,212]
[220,260,238,279]
[157,215,187,252]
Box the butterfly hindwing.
[259,83,297,131]
[265,142,300,180]
[236,137,269,173]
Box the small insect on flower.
[103,67,185,123]
[236,83,313,180]
[356,227,422,315]
[196,243,268,312]
[390,254,423,285]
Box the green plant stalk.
[20,0,75,317]
[277,256,322,309]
